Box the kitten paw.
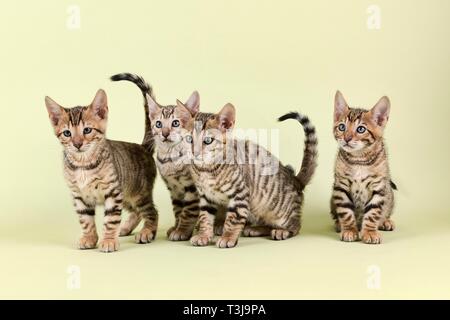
[216,236,239,248]
[135,228,155,244]
[361,230,382,244]
[190,234,212,247]
[166,226,176,237]
[243,226,271,237]
[119,227,132,237]
[214,225,224,236]
[379,219,395,231]
[168,229,192,241]
[99,238,119,252]
[271,229,291,240]
[340,229,359,242]
[78,235,98,249]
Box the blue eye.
[356,126,366,134]
[186,135,193,143]
[203,137,214,145]
[83,127,92,135]
[155,121,162,128]
[63,130,71,137]
[172,120,180,127]
[338,124,346,132]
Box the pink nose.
[73,141,83,149]
[344,136,352,143]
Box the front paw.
[168,228,192,241]
[99,238,119,252]
[78,235,98,249]
[190,234,212,247]
[361,230,382,244]
[340,229,359,242]
[216,236,239,248]
[135,228,156,244]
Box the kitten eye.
[203,136,214,145]
[63,130,71,137]
[155,121,162,128]
[83,127,92,135]
[338,124,346,132]
[172,120,180,127]
[186,135,193,143]
[356,126,366,134]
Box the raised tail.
[110,73,154,152]
[278,112,318,187]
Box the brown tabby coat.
[186,104,318,248]
[45,89,158,252]
[331,91,396,244]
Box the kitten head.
[190,103,235,165]
[45,89,108,154]
[147,91,199,148]
[333,91,390,153]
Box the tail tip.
[278,111,300,122]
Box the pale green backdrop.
[0,0,449,299]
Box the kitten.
[45,89,158,252]
[111,73,206,241]
[331,91,396,244]
[185,103,318,248]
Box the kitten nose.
[162,129,170,138]
[344,136,352,143]
[73,141,83,150]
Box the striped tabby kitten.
[188,104,318,248]
[111,73,204,241]
[45,89,158,252]
[331,91,396,244]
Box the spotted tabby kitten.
[188,104,318,248]
[331,91,396,244]
[45,89,158,252]
[111,73,207,241]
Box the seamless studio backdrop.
[0,0,449,299]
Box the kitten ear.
[90,89,108,119]
[145,93,160,120]
[217,103,235,132]
[184,91,200,116]
[45,96,64,126]
[334,90,349,122]
[370,96,390,127]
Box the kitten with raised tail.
[110,73,206,241]
[186,104,318,248]
[331,91,396,244]
[45,89,158,252]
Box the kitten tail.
[110,73,155,153]
[278,112,318,188]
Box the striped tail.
[110,73,154,153]
[278,112,318,187]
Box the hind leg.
[135,203,159,244]
[270,214,301,241]
[243,225,271,237]
[379,218,395,231]
[120,212,142,236]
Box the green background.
[0,0,449,299]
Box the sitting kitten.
[185,103,318,248]
[45,89,158,252]
[111,73,204,241]
[331,91,396,244]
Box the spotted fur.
[45,89,158,252]
[331,91,396,244]
[188,104,318,248]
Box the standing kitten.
[45,89,158,252]
[187,103,318,248]
[331,91,396,244]
[110,73,203,241]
